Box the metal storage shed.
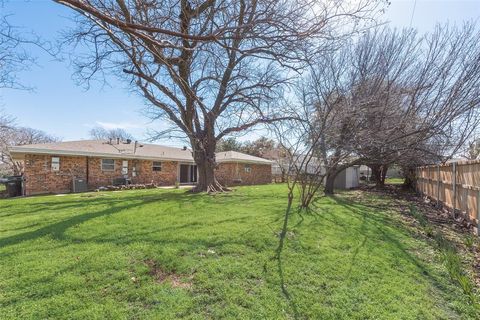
[333,166,360,189]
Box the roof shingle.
[9,140,272,164]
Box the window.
[101,159,115,171]
[244,164,252,173]
[152,161,162,172]
[51,157,60,171]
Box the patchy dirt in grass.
[356,184,480,291]
[144,259,193,289]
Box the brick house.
[9,140,272,195]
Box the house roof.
[215,151,273,164]
[9,140,272,165]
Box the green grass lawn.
[385,177,405,185]
[0,185,477,319]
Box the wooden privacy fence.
[416,160,480,236]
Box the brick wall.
[86,157,121,188]
[85,158,177,187]
[130,159,177,186]
[22,154,271,195]
[24,154,87,195]
[23,154,179,195]
[216,162,271,186]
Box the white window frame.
[244,164,252,173]
[51,157,60,172]
[152,161,162,172]
[101,159,115,171]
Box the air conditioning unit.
[113,177,127,186]
[72,178,88,193]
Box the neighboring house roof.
[9,140,272,165]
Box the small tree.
[272,83,343,210]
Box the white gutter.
[217,159,273,165]
[9,147,195,163]
[10,147,273,165]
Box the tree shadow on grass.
[269,199,300,320]
[0,189,282,251]
[0,203,141,249]
[328,195,455,300]
[0,188,290,317]
[0,189,280,218]
[0,192,201,249]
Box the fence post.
[437,165,440,207]
[477,189,480,236]
[419,169,425,196]
[415,167,419,193]
[418,167,422,195]
[415,167,418,193]
[452,162,457,219]
[430,166,433,196]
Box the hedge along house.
[9,140,272,196]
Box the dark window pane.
[152,161,162,171]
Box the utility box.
[112,177,127,186]
[6,176,23,197]
[72,178,88,193]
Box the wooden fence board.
[417,160,479,235]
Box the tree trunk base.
[191,179,232,194]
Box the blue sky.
[0,0,479,145]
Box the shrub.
[464,235,475,249]
[424,225,434,237]
[408,204,428,227]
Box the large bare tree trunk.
[369,164,388,187]
[191,133,228,193]
[195,162,216,192]
[402,166,416,190]
[369,164,380,183]
[324,171,336,195]
[380,166,388,186]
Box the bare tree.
[0,110,15,131]
[462,137,480,160]
[272,84,338,210]
[54,0,382,192]
[241,137,276,158]
[0,124,59,175]
[0,4,53,91]
[89,126,135,141]
[0,16,34,90]
[0,111,16,176]
[304,24,480,193]
[216,137,243,153]
[217,136,276,157]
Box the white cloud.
[95,121,144,130]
